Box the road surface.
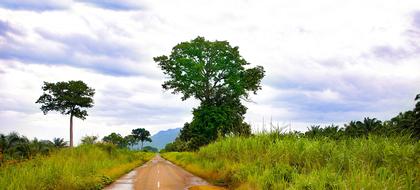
[105,155,223,190]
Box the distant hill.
[133,128,180,150]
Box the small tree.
[36,81,95,147]
[80,136,98,145]
[52,138,67,148]
[132,128,151,150]
[102,133,126,148]
[124,135,137,148]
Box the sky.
[1,0,420,144]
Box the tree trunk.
[141,141,143,150]
[70,114,73,147]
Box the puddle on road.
[104,170,137,190]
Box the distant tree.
[344,121,363,137]
[414,93,420,138]
[0,133,55,161]
[385,111,415,135]
[102,133,126,148]
[162,140,188,152]
[52,138,67,148]
[124,135,137,148]
[142,146,158,152]
[360,117,382,136]
[305,125,322,138]
[28,139,54,158]
[80,136,98,145]
[132,128,151,150]
[154,37,264,149]
[36,81,95,147]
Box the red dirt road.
[105,155,222,190]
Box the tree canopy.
[36,80,95,147]
[102,133,126,148]
[155,37,265,150]
[132,128,152,149]
[36,81,95,119]
[154,36,264,104]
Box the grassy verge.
[0,144,155,190]
[162,134,420,189]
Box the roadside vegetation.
[162,93,420,189]
[163,135,419,189]
[0,127,155,189]
[0,142,154,190]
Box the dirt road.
[105,155,222,190]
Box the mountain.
[134,128,180,150]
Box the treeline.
[0,133,66,163]
[100,128,152,150]
[0,128,154,164]
[303,114,418,139]
[303,94,419,139]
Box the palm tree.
[132,128,152,150]
[305,125,322,138]
[361,117,382,136]
[80,136,98,145]
[28,139,54,158]
[344,121,363,137]
[53,138,67,148]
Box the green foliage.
[80,136,98,145]
[142,146,158,152]
[132,128,152,149]
[35,81,95,119]
[154,36,264,102]
[52,138,67,148]
[163,134,420,189]
[0,132,56,163]
[161,140,189,153]
[101,128,152,150]
[155,37,264,150]
[414,93,420,137]
[35,80,95,147]
[124,135,137,147]
[0,144,154,190]
[102,133,127,148]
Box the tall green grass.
[163,134,420,189]
[0,144,154,190]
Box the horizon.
[1,0,420,143]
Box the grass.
[163,134,420,189]
[0,144,155,190]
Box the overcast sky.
[1,0,420,143]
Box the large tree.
[154,36,264,149]
[132,128,152,150]
[154,36,264,105]
[36,81,95,147]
